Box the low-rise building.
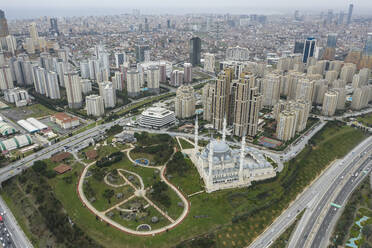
[50,113,80,129]
[139,107,176,128]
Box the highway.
[289,142,372,248]
[247,136,372,248]
[309,155,371,247]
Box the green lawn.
[179,138,194,150]
[357,113,372,127]
[2,121,369,248]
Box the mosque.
[188,117,276,193]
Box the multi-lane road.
[248,136,372,248]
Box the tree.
[33,160,47,173]
[362,224,372,240]
[102,189,114,202]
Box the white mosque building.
[187,117,276,193]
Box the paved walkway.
[76,146,190,236]
[103,174,127,188]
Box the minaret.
[222,117,227,142]
[239,135,245,182]
[194,115,199,155]
[208,139,214,186]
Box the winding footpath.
[76,146,190,236]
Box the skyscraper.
[115,52,126,68]
[50,18,59,35]
[86,95,104,117]
[183,63,192,83]
[190,37,201,66]
[363,33,372,56]
[0,10,9,37]
[147,66,160,93]
[29,22,39,44]
[136,45,149,62]
[302,37,317,63]
[204,53,215,73]
[347,3,354,25]
[64,72,83,109]
[175,85,195,119]
[326,33,337,48]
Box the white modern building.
[138,107,176,128]
[86,94,104,117]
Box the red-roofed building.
[50,113,80,129]
[54,164,72,174]
[51,152,71,163]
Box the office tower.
[80,79,92,94]
[190,37,201,66]
[127,70,140,97]
[50,18,59,35]
[276,110,297,141]
[112,71,124,91]
[296,79,314,102]
[338,11,345,25]
[322,90,338,116]
[100,82,115,109]
[326,9,333,25]
[0,10,9,37]
[347,3,354,25]
[167,19,171,28]
[340,63,356,83]
[6,35,16,55]
[262,74,280,108]
[175,85,195,119]
[202,83,215,121]
[159,63,167,83]
[80,61,90,79]
[86,95,104,117]
[147,66,160,93]
[183,63,192,83]
[351,87,369,110]
[294,41,305,54]
[46,71,60,99]
[64,72,83,109]
[302,38,317,63]
[170,70,183,87]
[226,46,250,61]
[204,53,215,73]
[363,33,372,56]
[323,34,337,60]
[115,52,125,68]
[136,44,149,63]
[0,66,13,90]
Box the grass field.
[1,121,368,248]
[179,138,194,150]
[357,113,372,127]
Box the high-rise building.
[175,85,195,119]
[80,61,90,79]
[323,33,337,60]
[363,33,372,56]
[115,52,125,68]
[262,74,280,108]
[147,66,160,93]
[56,61,67,87]
[50,18,59,35]
[276,110,297,141]
[347,3,354,25]
[159,63,167,83]
[46,71,61,99]
[127,70,140,97]
[6,35,16,55]
[190,37,201,66]
[212,70,232,130]
[112,71,124,91]
[294,41,305,54]
[0,10,9,37]
[340,63,356,83]
[351,86,370,110]
[226,46,250,60]
[100,81,116,109]
[0,66,13,90]
[204,53,215,73]
[29,22,39,45]
[170,70,183,87]
[64,72,83,109]
[136,44,149,62]
[303,38,317,63]
[86,95,104,117]
[333,88,347,110]
[183,63,192,83]
[33,67,47,95]
[295,79,314,102]
[80,79,92,94]
[322,90,338,116]
[202,83,215,122]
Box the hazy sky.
[1,0,371,19]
